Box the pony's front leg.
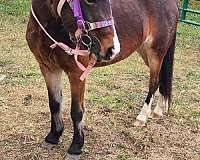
[67,72,86,156]
[39,64,64,146]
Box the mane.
[31,0,73,47]
[32,0,56,24]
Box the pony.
[26,0,179,158]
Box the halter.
[31,0,115,81]
[57,0,114,31]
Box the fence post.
[181,0,189,20]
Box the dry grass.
[0,13,200,160]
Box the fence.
[179,0,200,26]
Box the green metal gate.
[179,0,200,26]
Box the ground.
[0,2,200,160]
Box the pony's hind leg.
[152,35,176,118]
[134,48,164,127]
[39,64,64,147]
[67,72,85,156]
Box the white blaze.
[112,25,121,58]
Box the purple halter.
[73,0,85,30]
[57,0,114,32]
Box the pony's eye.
[85,0,97,4]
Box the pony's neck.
[32,0,57,26]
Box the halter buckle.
[77,19,86,31]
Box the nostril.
[105,46,114,60]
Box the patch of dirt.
[0,83,200,160]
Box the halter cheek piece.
[31,0,114,81]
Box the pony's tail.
[159,33,176,107]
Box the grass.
[0,0,30,17]
[0,1,200,160]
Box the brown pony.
[26,0,179,158]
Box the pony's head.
[59,0,120,61]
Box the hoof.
[41,141,57,150]
[68,142,83,155]
[150,112,162,119]
[65,154,81,160]
[45,132,61,144]
[134,119,146,127]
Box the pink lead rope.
[80,56,97,81]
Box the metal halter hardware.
[80,34,92,50]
